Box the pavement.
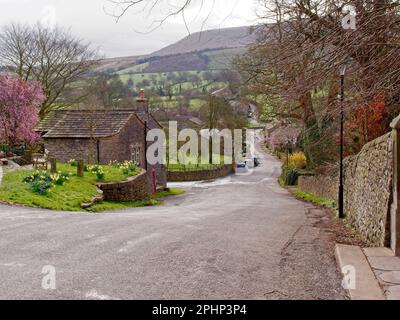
[364,247,400,300]
[0,133,347,300]
[335,245,400,300]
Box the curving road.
[0,133,346,300]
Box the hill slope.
[150,26,255,57]
[94,26,256,74]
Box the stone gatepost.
[390,115,400,256]
[77,160,84,178]
[50,158,57,173]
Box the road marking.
[85,289,117,300]
[118,233,161,253]
[1,262,25,267]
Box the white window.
[131,144,142,166]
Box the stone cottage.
[37,109,167,190]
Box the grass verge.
[0,163,140,212]
[87,188,185,212]
[293,189,337,209]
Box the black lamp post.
[339,65,346,219]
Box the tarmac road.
[0,133,346,300]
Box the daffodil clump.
[108,160,138,175]
[86,164,105,181]
[95,167,105,181]
[68,159,78,167]
[23,171,71,195]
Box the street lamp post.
[339,66,346,219]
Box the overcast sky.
[0,0,260,58]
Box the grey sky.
[0,0,260,58]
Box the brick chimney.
[136,89,148,113]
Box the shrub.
[23,171,53,195]
[23,171,52,184]
[288,152,307,170]
[109,160,120,168]
[119,160,137,175]
[68,159,77,167]
[23,170,71,194]
[31,180,53,195]
[95,167,105,181]
[88,165,101,173]
[50,172,70,186]
[280,165,300,186]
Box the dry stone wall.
[343,133,393,246]
[97,169,149,202]
[167,165,234,182]
[298,132,393,246]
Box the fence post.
[49,158,57,173]
[77,159,84,178]
[390,115,400,256]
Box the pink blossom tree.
[268,125,301,152]
[0,74,44,148]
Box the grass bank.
[87,188,185,213]
[0,163,184,212]
[293,189,336,209]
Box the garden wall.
[298,173,338,200]
[298,132,393,246]
[97,169,148,202]
[167,165,234,182]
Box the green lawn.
[167,154,231,171]
[88,188,185,212]
[0,163,185,212]
[0,163,140,212]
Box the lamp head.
[339,65,346,76]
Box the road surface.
[0,134,346,299]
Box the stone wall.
[44,115,167,189]
[298,172,338,201]
[44,138,96,164]
[298,132,393,247]
[97,169,148,202]
[344,133,393,246]
[167,165,234,182]
[99,115,146,166]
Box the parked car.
[245,157,260,169]
[236,162,249,174]
[245,158,255,169]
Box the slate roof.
[135,111,163,130]
[36,110,69,132]
[42,110,141,139]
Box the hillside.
[150,26,255,57]
[94,26,256,74]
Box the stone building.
[37,109,167,190]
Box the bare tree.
[106,0,240,33]
[238,0,400,165]
[0,23,99,119]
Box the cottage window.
[131,144,142,166]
